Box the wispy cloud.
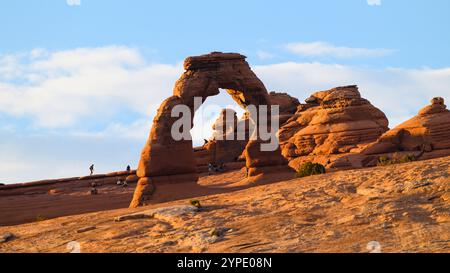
[0,46,182,128]
[66,0,81,6]
[284,41,394,58]
[367,0,382,6]
[256,50,275,60]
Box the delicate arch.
[130,52,287,207]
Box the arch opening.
[191,89,245,147]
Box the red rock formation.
[210,109,239,141]
[279,85,389,161]
[269,92,300,125]
[363,97,450,156]
[202,109,247,165]
[200,92,299,168]
[131,52,289,208]
[195,91,299,170]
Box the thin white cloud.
[367,0,382,6]
[256,50,275,60]
[284,41,394,58]
[66,0,81,6]
[0,46,183,128]
[69,119,151,140]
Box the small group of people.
[207,162,226,175]
[88,164,133,194]
[89,164,132,176]
[116,179,128,188]
[90,182,98,195]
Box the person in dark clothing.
[89,164,94,175]
[126,165,131,172]
[208,163,214,175]
[90,182,98,195]
[90,187,98,195]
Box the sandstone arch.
[130,52,288,208]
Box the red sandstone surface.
[0,156,448,253]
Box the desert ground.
[0,156,448,253]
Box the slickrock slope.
[279,85,389,160]
[0,172,138,226]
[1,156,448,253]
[363,97,450,157]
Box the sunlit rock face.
[279,85,389,159]
[363,97,450,155]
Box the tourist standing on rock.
[126,165,131,172]
[89,164,94,175]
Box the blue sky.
[1,0,449,183]
[2,0,450,66]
